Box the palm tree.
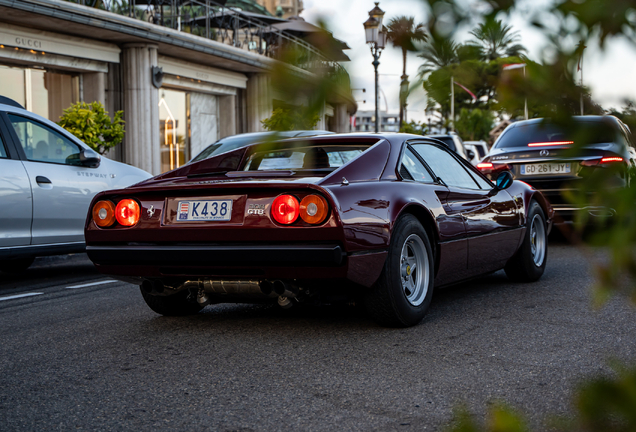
[469,18,526,61]
[386,16,427,128]
[417,36,459,77]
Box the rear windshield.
[191,132,290,162]
[243,145,369,171]
[495,122,618,148]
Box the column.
[121,43,160,175]
[246,73,271,132]
[334,103,349,133]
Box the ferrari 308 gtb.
[85,134,553,327]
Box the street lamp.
[364,2,386,133]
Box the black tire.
[140,288,203,316]
[0,257,35,273]
[505,200,548,282]
[364,214,435,327]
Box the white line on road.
[0,292,44,302]
[66,280,117,289]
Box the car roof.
[0,96,25,109]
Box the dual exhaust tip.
[259,280,298,298]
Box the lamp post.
[363,2,386,133]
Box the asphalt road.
[1,243,635,431]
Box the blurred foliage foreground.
[413,0,636,430]
[265,4,636,428]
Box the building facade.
[352,110,399,133]
[0,0,354,175]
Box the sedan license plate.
[177,200,232,221]
[520,163,571,175]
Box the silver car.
[0,96,151,272]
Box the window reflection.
[159,89,190,173]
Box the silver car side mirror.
[80,148,101,168]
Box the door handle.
[36,176,53,189]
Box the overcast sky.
[301,0,636,122]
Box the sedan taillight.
[477,161,511,176]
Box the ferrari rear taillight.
[271,194,299,225]
[92,200,116,227]
[115,199,140,227]
[299,195,329,225]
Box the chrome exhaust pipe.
[272,280,298,298]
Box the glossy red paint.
[85,133,553,299]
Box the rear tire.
[505,201,548,282]
[364,214,434,327]
[0,257,35,273]
[140,288,203,316]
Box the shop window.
[0,65,79,122]
[159,89,190,173]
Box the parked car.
[464,140,489,166]
[477,116,635,221]
[190,130,334,162]
[426,132,471,160]
[85,133,552,327]
[0,96,151,272]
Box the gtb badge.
[247,204,266,215]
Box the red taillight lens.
[271,194,299,225]
[477,162,494,171]
[115,199,140,227]
[299,195,329,225]
[600,156,624,164]
[581,156,624,167]
[92,200,116,227]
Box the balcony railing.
[64,0,344,75]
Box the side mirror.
[80,148,101,168]
[495,170,513,190]
[466,149,475,160]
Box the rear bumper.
[86,244,387,287]
[87,244,345,267]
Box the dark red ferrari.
[85,134,553,327]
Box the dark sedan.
[85,133,553,327]
[478,116,634,220]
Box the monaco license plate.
[520,163,571,175]
[177,200,233,221]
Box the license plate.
[520,163,571,175]
[177,200,233,221]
